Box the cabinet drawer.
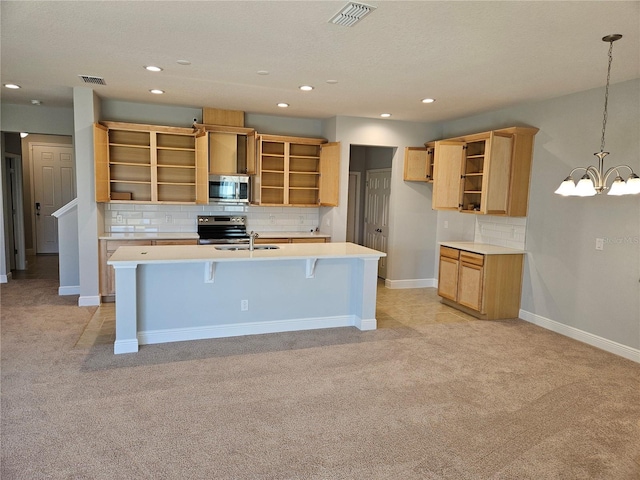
[440,246,460,260]
[460,251,484,266]
[105,240,152,252]
[153,239,198,245]
[291,237,326,243]
[255,238,289,244]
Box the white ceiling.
[2,1,639,123]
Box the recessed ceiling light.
[257,70,270,75]
[299,85,314,91]
[176,60,191,66]
[421,98,436,104]
[380,113,391,118]
[277,103,289,108]
[149,89,165,95]
[31,99,42,105]
[326,79,338,84]
[4,83,21,89]
[144,66,163,72]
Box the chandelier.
[555,34,640,196]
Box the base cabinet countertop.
[438,242,525,320]
[108,242,385,354]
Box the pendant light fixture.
[555,34,640,196]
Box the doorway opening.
[347,145,395,279]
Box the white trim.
[51,198,77,217]
[385,278,436,289]
[0,274,8,284]
[519,309,640,364]
[114,339,139,355]
[347,171,361,244]
[138,315,358,346]
[58,285,80,296]
[354,317,377,331]
[78,295,101,307]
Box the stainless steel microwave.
[208,174,250,204]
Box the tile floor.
[15,255,478,349]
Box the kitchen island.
[108,242,385,354]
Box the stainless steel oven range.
[197,215,250,245]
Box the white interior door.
[32,145,75,254]
[363,168,391,278]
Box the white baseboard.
[114,339,139,354]
[0,274,8,284]
[355,317,377,331]
[59,285,80,296]
[519,309,640,364]
[78,295,101,307]
[384,278,436,289]
[138,315,357,346]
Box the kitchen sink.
[214,245,280,251]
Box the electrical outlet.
[240,299,249,311]
[299,215,305,225]
[444,221,449,229]
[116,214,123,224]
[165,214,172,223]
[269,215,276,225]
[595,238,604,250]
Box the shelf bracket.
[306,258,318,279]
[204,261,216,283]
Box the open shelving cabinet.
[94,122,208,204]
[254,134,339,207]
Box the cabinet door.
[438,255,459,301]
[94,124,110,202]
[319,142,340,206]
[246,131,257,175]
[209,132,239,174]
[483,132,513,215]
[195,134,209,204]
[432,141,465,210]
[403,147,428,181]
[457,262,484,312]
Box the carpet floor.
[1,258,639,479]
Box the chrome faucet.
[249,231,259,251]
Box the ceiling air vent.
[329,2,376,27]
[78,75,106,86]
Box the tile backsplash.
[104,204,320,234]
[474,216,527,250]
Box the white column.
[113,264,139,354]
[353,257,379,330]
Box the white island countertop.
[108,242,385,266]
[439,241,525,255]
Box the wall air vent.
[78,75,107,85]
[329,2,376,27]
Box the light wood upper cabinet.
[431,127,538,216]
[403,143,434,182]
[254,134,340,207]
[94,122,208,204]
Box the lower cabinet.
[437,245,524,320]
[99,238,198,300]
